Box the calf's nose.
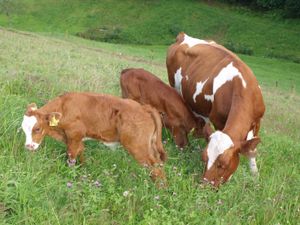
[25,144,34,150]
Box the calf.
[21,92,167,182]
[120,68,205,149]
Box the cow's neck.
[40,96,63,114]
[223,85,253,142]
[48,127,67,143]
[223,113,252,143]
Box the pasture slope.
[0,0,300,62]
[0,28,300,224]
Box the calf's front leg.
[67,139,85,166]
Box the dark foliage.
[216,0,300,18]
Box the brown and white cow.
[166,33,265,187]
[21,92,167,182]
[120,68,206,149]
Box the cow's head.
[201,130,260,187]
[21,103,62,151]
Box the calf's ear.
[26,103,38,114]
[46,112,62,127]
[239,137,260,157]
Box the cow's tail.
[143,105,167,162]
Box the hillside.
[0,0,299,62]
[0,28,299,224]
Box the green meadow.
[0,28,299,224]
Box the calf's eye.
[34,127,41,133]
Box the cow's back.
[56,93,140,141]
[166,34,265,131]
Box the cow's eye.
[217,163,225,169]
[34,127,41,133]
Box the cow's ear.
[26,103,38,114]
[46,112,62,127]
[202,123,213,142]
[239,137,260,157]
[176,32,185,42]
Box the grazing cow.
[166,33,265,187]
[120,68,206,149]
[21,92,167,182]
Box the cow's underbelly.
[85,126,119,143]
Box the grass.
[0,0,299,62]
[0,28,300,224]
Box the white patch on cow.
[204,62,246,103]
[247,130,254,140]
[21,115,40,150]
[174,67,183,95]
[82,137,93,141]
[193,111,210,123]
[186,75,189,81]
[207,131,233,170]
[180,34,210,48]
[103,142,119,149]
[204,94,214,102]
[193,78,208,103]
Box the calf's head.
[21,103,62,151]
[201,130,260,187]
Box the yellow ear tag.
[49,117,59,127]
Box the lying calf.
[120,68,205,148]
[21,92,167,182]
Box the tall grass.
[0,29,299,224]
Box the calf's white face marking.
[193,78,208,103]
[180,34,212,48]
[174,67,183,95]
[207,131,233,169]
[204,62,247,102]
[21,115,40,150]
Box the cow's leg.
[128,145,165,181]
[249,122,261,175]
[121,138,166,185]
[249,153,258,175]
[65,123,86,166]
[67,139,84,166]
